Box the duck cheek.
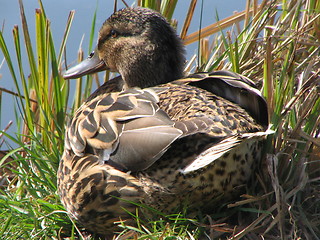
[102,44,122,72]
[99,50,116,72]
[105,58,117,72]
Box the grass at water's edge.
[0,0,319,239]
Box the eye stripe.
[98,29,134,50]
[99,30,134,43]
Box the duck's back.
[137,72,267,210]
[58,71,269,235]
[158,82,263,135]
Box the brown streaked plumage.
[58,7,270,236]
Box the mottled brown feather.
[58,7,271,236]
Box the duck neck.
[117,38,185,88]
[119,61,184,89]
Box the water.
[0,0,247,149]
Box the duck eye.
[110,29,118,38]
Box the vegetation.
[0,0,319,239]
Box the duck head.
[64,7,186,88]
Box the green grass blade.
[18,0,38,86]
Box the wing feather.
[65,87,183,171]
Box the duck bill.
[63,50,107,79]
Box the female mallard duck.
[58,7,269,236]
